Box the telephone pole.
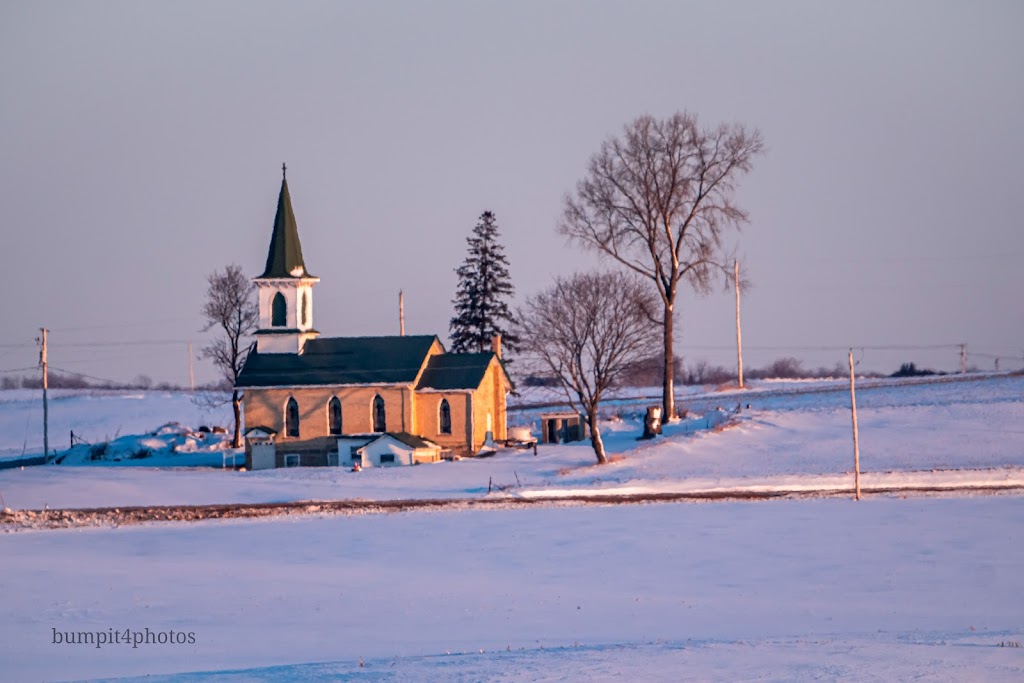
[399,290,405,336]
[39,328,49,460]
[734,260,744,389]
[188,341,195,393]
[848,349,861,501]
[960,343,967,374]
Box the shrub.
[683,360,735,385]
[891,362,938,378]
[89,443,109,461]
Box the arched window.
[300,291,308,326]
[285,397,299,437]
[272,292,287,327]
[439,398,452,435]
[372,395,386,433]
[328,396,342,435]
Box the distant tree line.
[519,355,905,388]
[1,372,226,392]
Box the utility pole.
[734,260,744,389]
[399,290,405,337]
[39,328,49,460]
[188,341,195,393]
[848,349,861,501]
[960,343,967,374]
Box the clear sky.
[2,0,1022,386]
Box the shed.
[243,426,277,470]
[539,412,587,444]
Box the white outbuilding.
[339,433,443,468]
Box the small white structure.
[244,427,277,470]
[338,433,442,468]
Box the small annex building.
[339,432,443,468]
[236,168,512,469]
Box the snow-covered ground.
[0,389,235,462]
[2,374,1022,680]
[4,497,1023,681]
[1,375,1021,509]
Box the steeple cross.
[282,162,287,179]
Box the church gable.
[416,352,511,392]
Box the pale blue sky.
[2,0,1022,385]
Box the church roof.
[258,171,313,279]
[416,352,509,391]
[236,335,440,388]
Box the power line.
[680,343,961,352]
[56,339,208,348]
[818,253,1024,264]
[0,366,41,375]
[53,349,188,365]
[48,316,199,333]
[46,366,170,387]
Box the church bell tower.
[253,164,320,354]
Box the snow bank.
[54,422,237,468]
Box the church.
[236,169,512,468]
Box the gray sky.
[2,0,1022,385]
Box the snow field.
[2,374,1022,680]
[3,496,1022,681]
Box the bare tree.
[201,264,258,448]
[518,271,660,464]
[560,112,764,420]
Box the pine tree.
[449,211,519,356]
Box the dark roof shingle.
[236,335,438,388]
[415,353,503,391]
[258,177,314,279]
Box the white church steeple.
[253,164,320,354]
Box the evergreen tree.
[449,211,519,356]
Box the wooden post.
[734,260,744,389]
[398,290,404,336]
[848,349,861,501]
[40,328,49,459]
[960,343,967,374]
